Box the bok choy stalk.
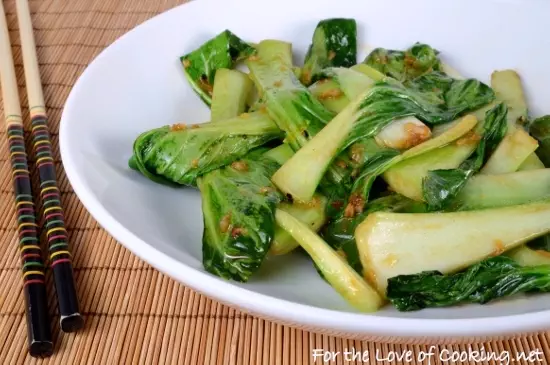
[386,256,550,311]
[340,114,477,217]
[355,199,550,294]
[321,194,426,274]
[205,86,329,258]
[274,209,384,312]
[128,112,283,187]
[479,70,542,173]
[421,102,508,210]
[271,70,494,203]
[363,43,442,82]
[307,64,387,114]
[308,78,350,113]
[301,18,357,86]
[491,70,529,129]
[453,169,550,211]
[263,145,330,256]
[210,69,254,121]
[381,101,500,203]
[269,195,328,256]
[246,40,350,197]
[198,147,285,282]
[180,30,255,106]
[246,39,334,147]
[479,127,538,174]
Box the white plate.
[60,0,550,342]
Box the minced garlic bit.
[344,203,355,218]
[182,59,191,68]
[191,159,199,168]
[231,160,248,171]
[240,113,250,119]
[403,54,417,68]
[248,55,259,62]
[318,88,343,100]
[231,227,247,238]
[190,124,200,129]
[537,250,550,258]
[219,213,231,233]
[170,123,187,131]
[259,187,272,194]
[199,76,213,94]
[301,70,312,85]
[456,131,481,146]
[336,249,347,261]
[349,194,365,214]
[493,239,505,256]
[336,160,347,169]
[328,50,336,61]
[349,144,364,163]
[273,80,283,88]
[401,122,431,149]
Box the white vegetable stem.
[480,128,538,174]
[356,200,550,294]
[274,209,384,312]
[271,88,368,202]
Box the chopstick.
[0,0,53,358]
[15,0,84,333]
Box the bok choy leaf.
[129,113,283,186]
[180,30,256,106]
[422,102,508,211]
[301,18,358,86]
[198,148,284,282]
[387,256,550,311]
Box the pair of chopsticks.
[0,0,83,358]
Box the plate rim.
[59,0,550,338]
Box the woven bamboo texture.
[0,0,549,364]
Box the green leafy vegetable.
[199,148,284,282]
[127,18,550,313]
[247,39,350,198]
[364,43,441,82]
[181,30,255,106]
[321,194,425,273]
[422,102,508,210]
[272,69,494,203]
[386,256,550,311]
[406,71,495,116]
[341,114,478,217]
[301,18,357,86]
[129,112,283,186]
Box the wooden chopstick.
[0,0,53,358]
[15,0,84,333]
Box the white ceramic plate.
[60,0,550,342]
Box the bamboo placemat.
[0,0,549,364]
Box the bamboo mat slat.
[0,0,549,364]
